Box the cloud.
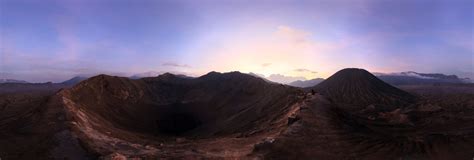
[267,74,306,84]
[162,62,191,68]
[395,72,436,79]
[261,63,272,67]
[275,25,312,44]
[294,68,317,74]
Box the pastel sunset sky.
[1,0,473,82]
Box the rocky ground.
[252,92,474,160]
[0,69,473,159]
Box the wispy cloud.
[162,62,191,68]
[261,63,272,67]
[294,68,317,74]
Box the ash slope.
[313,68,416,107]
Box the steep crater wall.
[61,72,301,139]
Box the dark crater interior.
[154,103,204,136]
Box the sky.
[0,0,473,83]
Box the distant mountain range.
[287,71,472,88]
[374,71,472,85]
[288,78,325,88]
[130,71,193,79]
[60,76,88,85]
[0,79,29,83]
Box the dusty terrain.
[0,68,473,159]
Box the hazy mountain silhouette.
[0,76,90,94]
[288,78,325,88]
[129,71,192,79]
[266,74,306,84]
[0,79,29,83]
[60,76,88,85]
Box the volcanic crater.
[58,71,302,157]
